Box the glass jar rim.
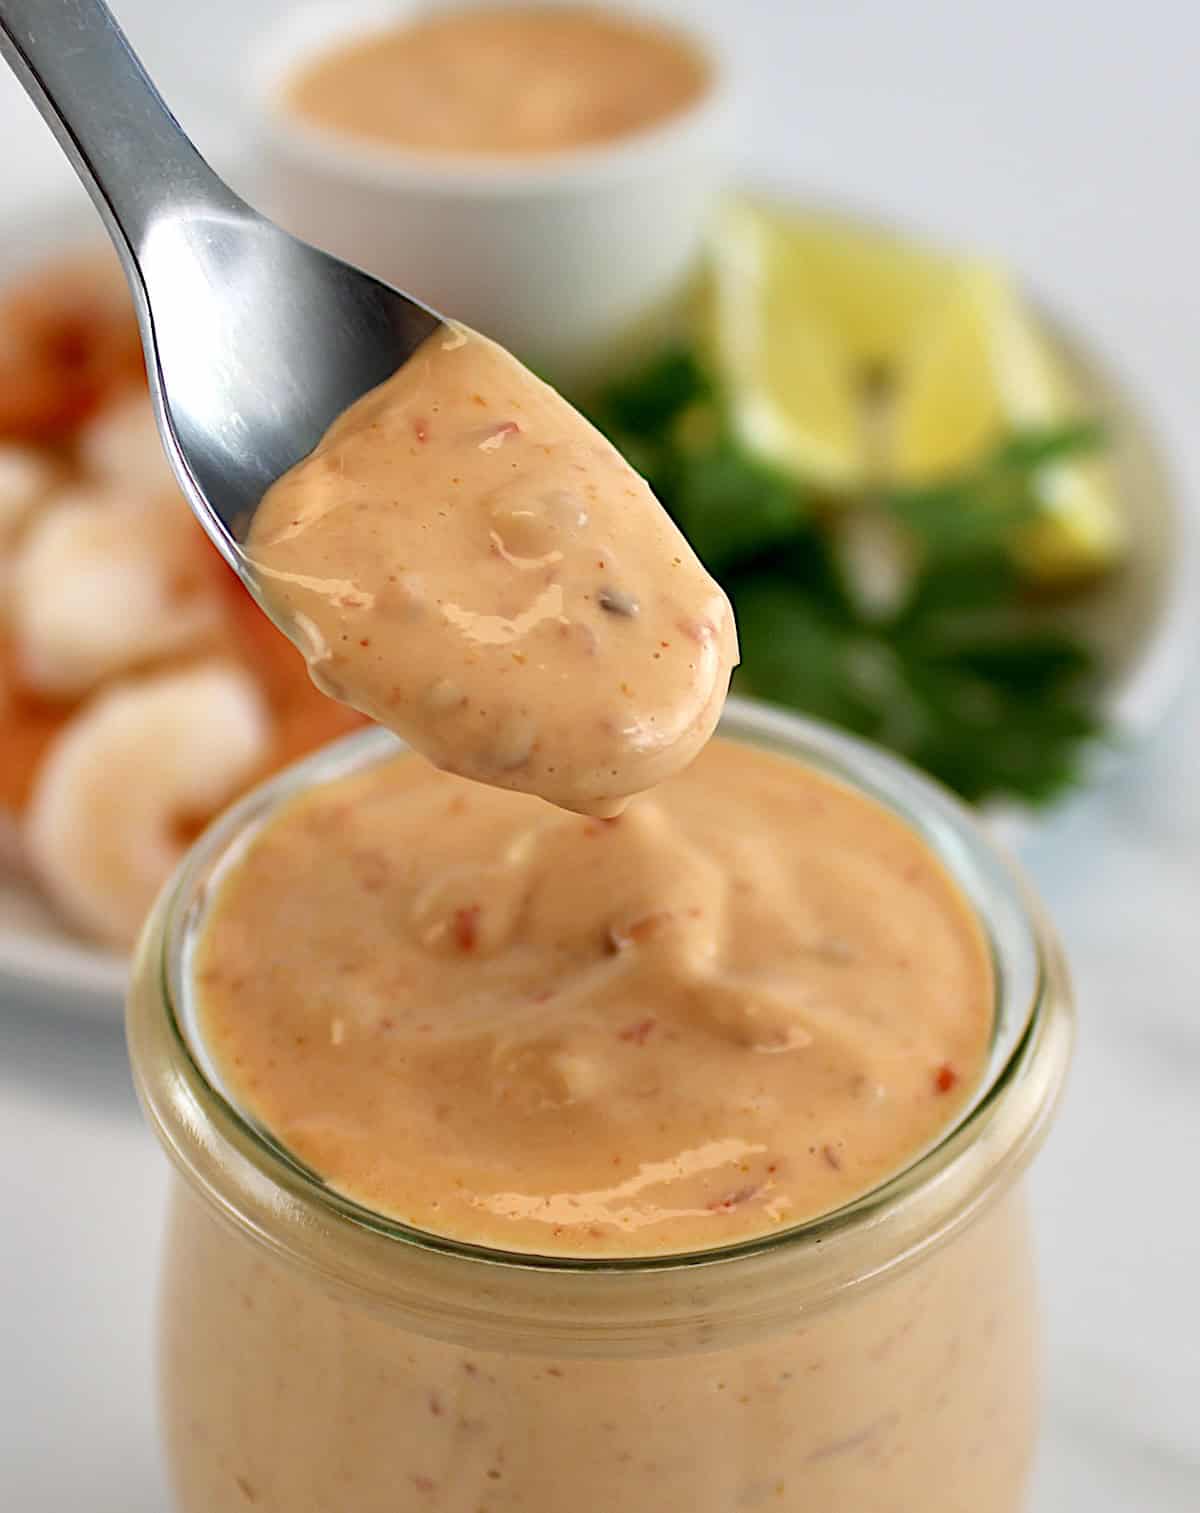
[129,698,1073,1348]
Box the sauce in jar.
[196,736,992,1256]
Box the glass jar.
[128,699,1073,1513]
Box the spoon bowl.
[136,208,440,562]
[0,0,442,573]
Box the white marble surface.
[1,0,1198,1508]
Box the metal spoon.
[0,0,443,575]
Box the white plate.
[1,194,1196,1022]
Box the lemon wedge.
[707,199,1123,582]
[705,203,860,486]
[891,263,1041,478]
[892,262,1122,578]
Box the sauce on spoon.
[247,324,737,815]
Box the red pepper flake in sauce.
[351,850,390,894]
[583,815,623,839]
[429,1391,443,1417]
[411,1473,436,1493]
[479,420,520,451]
[934,1062,959,1094]
[453,905,481,953]
[707,1185,760,1213]
[608,911,672,952]
[413,418,429,442]
[618,1018,656,1045]
[821,1144,843,1171]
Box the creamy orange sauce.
[164,1185,1038,1512]
[285,5,711,157]
[247,325,737,816]
[197,737,993,1257]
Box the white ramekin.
[246,0,736,383]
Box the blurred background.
[1,1,1197,1508]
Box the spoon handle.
[0,0,241,265]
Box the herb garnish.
[588,349,1105,805]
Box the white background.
[1,1,1198,1508]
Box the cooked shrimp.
[80,391,176,500]
[10,489,223,697]
[0,444,53,622]
[24,663,271,946]
[0,252,144,443]
[0,633,75,815]
[0,443,52,536]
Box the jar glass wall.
[128,699,1073,1513]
